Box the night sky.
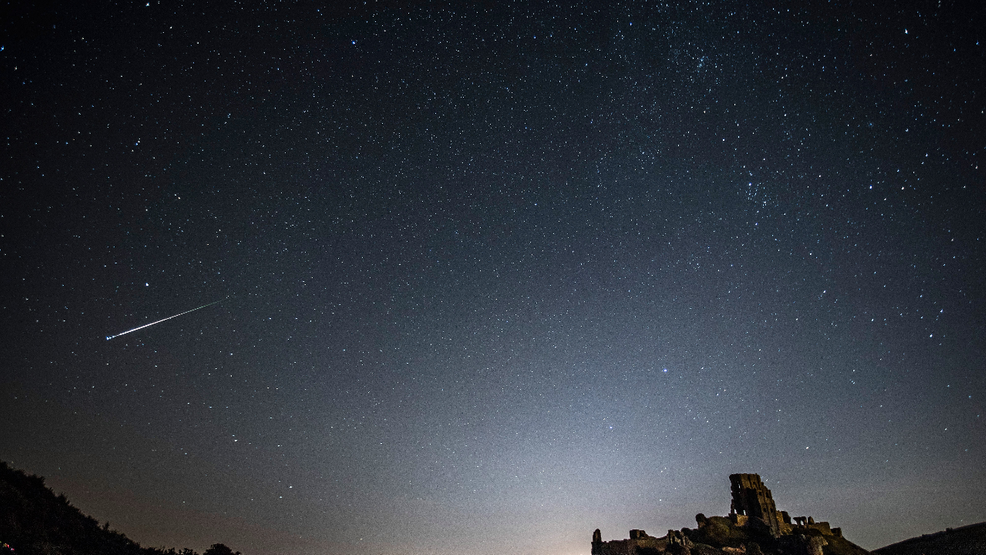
[2,2,984,555]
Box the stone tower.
[591,529,602,555]
[729,473,780,535]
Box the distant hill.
[873,522,986,555]
[0,460,238,555]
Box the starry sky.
[2,2,984,554]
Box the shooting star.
[106,298,226,340]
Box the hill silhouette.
[4,460,982,555]
[0,460,239,555]
[873,522,986,555]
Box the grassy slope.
[873,522,986,555]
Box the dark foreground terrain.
[3,460,982,555]
[0,461,239,555]
[873,522,986,555]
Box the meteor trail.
[106,298,225,340]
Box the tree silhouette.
[203,543,241,555]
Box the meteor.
[106,298,225,340]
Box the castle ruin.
[729,473,782,534]
[592,473,848,555]
[726,473,840,538]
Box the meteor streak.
[106,298,225,340]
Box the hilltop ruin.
[591,473,866,555]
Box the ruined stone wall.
[593,529,667,555]
[808,522,832,536]
[729,474,781,535]
[593,538,632,555]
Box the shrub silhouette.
[203,544,241,555]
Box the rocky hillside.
[690,515,870,555]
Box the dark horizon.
[2,2,984,554]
